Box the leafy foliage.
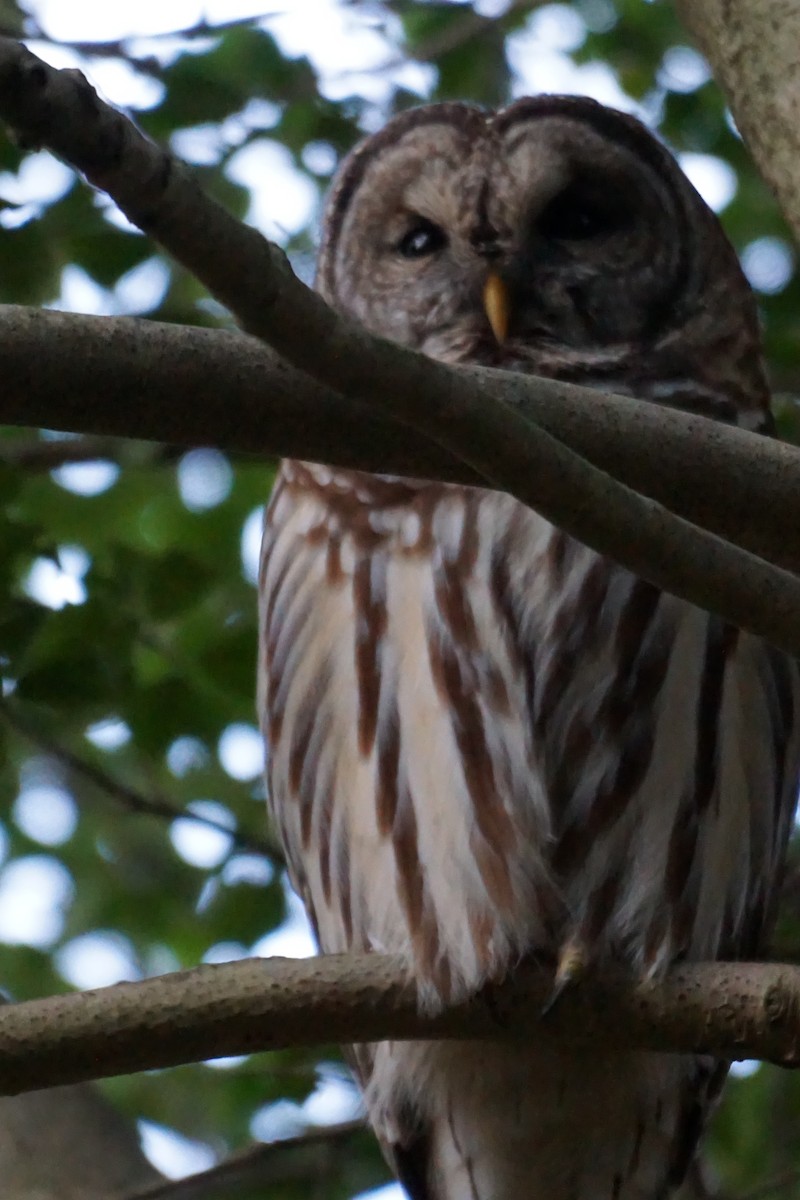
[0,2,798,1197]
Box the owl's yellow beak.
[483,272,510,344]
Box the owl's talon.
[541,940,587,1017]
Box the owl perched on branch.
[259,96,800,1200]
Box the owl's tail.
[377,1040,716,1200]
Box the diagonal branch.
[0,304,799,576]
[1,954,800,1098]
[1,41,800,653]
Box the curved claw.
[541,938,587,1017]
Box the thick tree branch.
[1,304,800,575]
[676,0,800,242]
[1,44,800,656]
[1,954,800,1097]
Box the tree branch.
[1,42,800,653]
[2,954,800,1098]
[1,303,800,576]
[676,0,800,243]
[125,1121,369,1200]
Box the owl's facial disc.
[317,97,764,406]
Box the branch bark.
[2,40,800,654]
[1,954,800,1098]
[1,303,800,576]
[676,0,800,242]
[2,304,800,576]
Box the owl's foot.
[541,938,587,1016]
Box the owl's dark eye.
[538,185,622,242]
[396,219,447,258]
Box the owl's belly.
[263,483,799,1000]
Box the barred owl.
[258,96,800,1200]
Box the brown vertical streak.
[546,527,573,585]
[288,697,315,832]
[471,829,516,911]
[445,637,511,846]
[266,675,283,747]
[267,590,315,748]
[534,557,610,738]
[664,799,698,908]
[761,644,796,820]
[490,542,536,721]
[613,579,661,660]
[326,534,344,585]
[262,530,299,632]
[549,715,593,815]
[418,902,444,986]
[318,783,334,905]
[353,552,387,758]
[299,739,331,854]
[694,619,738,816]
[335,828,353,943]
[288,667,330,796]
[309,730,336,895]
[553,581,670,874]
[435,559,479,650]
[554,719,656,875]
[484,663,511,715]
[299,712,334,849]
[427,619,517,906]
[376,698,401,835]
[456,491,480,574]
[393,781,424,935]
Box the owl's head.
[317,96,769,426]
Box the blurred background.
[0,2,798,1198]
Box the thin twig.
[403,0,539,63]
[0,701,280,862]
[21,11,282,58]
[361,0,542,75]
